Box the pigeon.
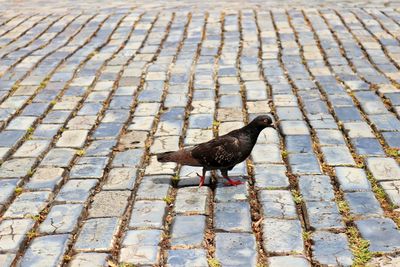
[156,115,274,186]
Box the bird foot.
[196,172,205,187]
[224,179,244,186]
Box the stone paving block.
[334,167,371,192]
[55,179,98,203]
[3,191,51,219]
[88,190,130,218]
[188,113,213,129]
[335,106,363,122]
[129,200,167,229]
[156,120,184,136]
[268,256,310,267]
[42,110,72,124]
[13,140,50,158]
[39,204,84,234]
[93,123,123,139]
[288,153,321,175]
[174,186,210,215]
[70,157,108,179]
[0,179,19,206]
[258,190,297,219]
[85,140,117,157]
[0,254,15,267]
[382,132,400,148]
[219,121,244,135]
[136,176,171,200]
[355,218,400,253]
[19,234,70,267]
[32,124,62,140]
[74,217,120,252]
[299,175,335,202]
[170,215,206,248]
[262,219,304,254]
[215,233,257,266]
[321,146,356,166]
[67,116,98,130]
[25,167,64,191]
[369,114,400,132]
[316,129,346,146]
[0,219,34,253]
[352,137,385,156]
[344,192,383,217]
[112,149,142,167]
[215,183,248,202]
[304,201,344,231]
[367,157,400,181]
[257,127,280,144]
[279,120,310,135]
[0,130,25,147]
[122,229,163,247]
[129,116,154,131]
[0,158,36,178]
[276,106,303,120]
[103,167,136,190]
[380,181,400,207]
[151,136,180,153]
[41,148,76,167]
[254,164,290,189]
[214,202,252,232]
[251,143,282,164]
[56,130,88,148]
[343,121,375,138]
[285,135,313,153]
[312,231,353,266]
[145,156,176,175]
[273,94,298,107]
[166,249,208,267]
[6,116,36,130]
[69,253,109,267]
[119,130,148,149]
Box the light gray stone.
[88,190,130,218]
[312,231,353,266]
[19,234,70,267]
[39,204,84,234]
[74,217,120,252]
[262,219,304,254]
[214,202,252,232]
[68,253,109,267]
[129,200,167,229]
[0,219,34,253]
[166,249,208,267]
[215,233,257,266]
[174,187,210,215]
[170,215,206,248]
[3,191,51,219]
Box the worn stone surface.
[262,219,304,254]
[311,231,353,266]
[215,233,257,266]
[19,234,70,267]
[74,217,120,252]
[1,3,400,264]
[166,249,208,267]
[170,215,206,248]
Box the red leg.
[223,176,244,186]
[196,172,205,187]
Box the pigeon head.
[250,115,274,129]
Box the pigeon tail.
[156,149,201,166]
[156,151,177,162]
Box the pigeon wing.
[191,135,242,168]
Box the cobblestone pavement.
[0,1,400,266]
